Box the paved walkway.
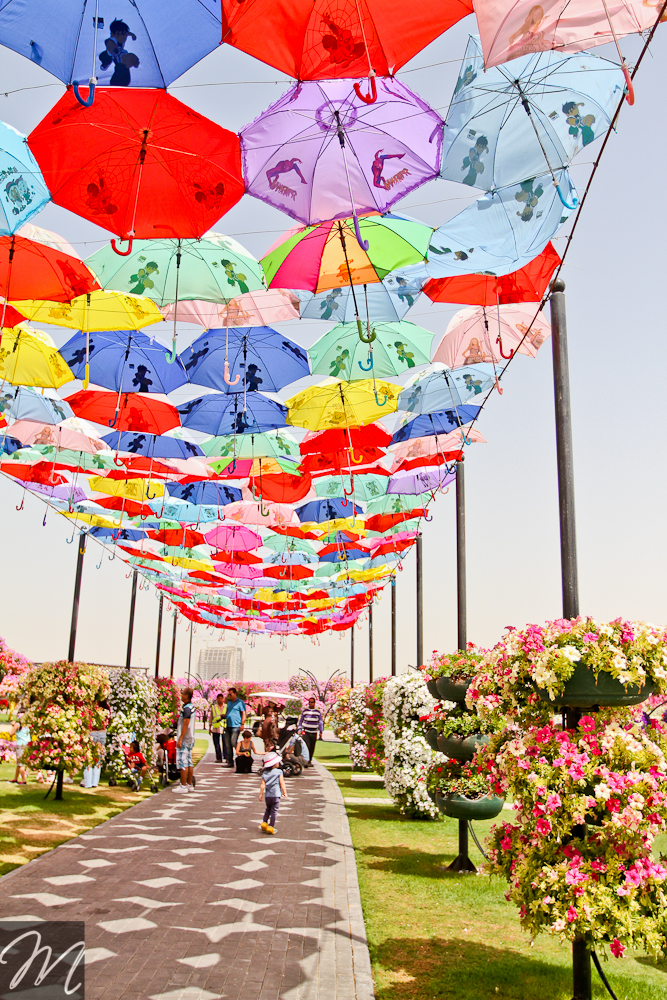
[0,749,374,1000]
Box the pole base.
[54,770,64,801]
[445,853,477,873]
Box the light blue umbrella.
[426,167,577,279]
[442,36,624,198]
[0,121,50,233]
[398,364,495,414]
[314,474,388,502]
[0,386,72,424]
[296,272,424,323]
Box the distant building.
[196,644,244,683]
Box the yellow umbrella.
[163,555,214,572]
[0,325,74,388]
[88,476,164,501]
[11,290,163,331]
[285,379,401,430]
[62,511,129,529]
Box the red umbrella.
[29,89,244,245]
[269,524,321,541]
[1,462,67,485]
[249,471,312,504]
[212,549,262,565]
[0,235,99,307]
[365,511,424,531]
[220,0,473,81]
[1,303,27,328]
[423,243,560,306]
[300,448,387,476]
[263,564,315,581]
[104,457,179,479]
[67,390,180,433]
[96,496,156,517]
[148,528,208,548]
[300,424,391,454]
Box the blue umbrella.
[0,435,23,455]
[102,430,203,458]
[148,499,222,523]
[88,526,147,542]
[59,329,188,393]
[0,120,50,233]
[442,36,623,197]
[426,168,576,279]
[296,272,424,323]
[319,549,370,564]
[180,327,310,394]
[177,393,287,435]
[0,1,224,93]
[166,482,243,506]
[0,386,73,424]
[296,499,362,522]
[265,551,319,565]
[398,365,495,414]
[390,406,481,444]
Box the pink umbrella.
[204,523,262,550]
[432,305,551,369]
[225,500,298,528]
[387,466,456,495]
[9,419,106,453]
[389,428,486,467]
[160,289,300,327]
[216,563,264,580]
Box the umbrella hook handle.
[260,499,270,516]
[424,510,433,522]
[350,449,364,464]
[460,429,472,446]
[229,458,237,474]
[113,453,124,467]
[353,72,377,106]
[96,550,103,570]
[358,354,373,371]
[165,337,178,365]
[495,375,503,395]
[351,213,370,251]
[15,494,24,512]
[110,235,134,256]
[622,62,635,105]
[65,526,76,543]
[343,484,354,498]
[73,79,96,107]
[358,326,375,344]
[139,510,150,521]
[108,409,119,429]
[224,361,240,386]
[554,183,578,212]
[146,487,159,500]
[495,334,514,361]
[373,390,388,407]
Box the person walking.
[260,708,279,751]
[173,687,196,793]
[297,697,324,767]
[258,750,287,834]
[7,713,30,785]
[222,687,246,768]
[209,692,226,764]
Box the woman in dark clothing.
[235,729,254,774]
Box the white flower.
[560,646,581,663]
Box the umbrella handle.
[108,410,119,428]
[224,361,240,386]
[166,338,178,364]
[146,487,160,500]
[460,429,472,446]
[260,500,270,516]
[82,362,90,391]
[495,375,503,395]
[113,453,124,467]
[343,483,354,497]
[622,62,635,106]
[110,235,134,256]
[96,550,104,569]
[358,354,373,371]
[424,510,433,522]
[350,449,364,464]
[495,334,514,360]
[73,79,96,107]
[373,390,388,407]
[358,326,376,344]
[228,458,237,474]
[353,73,377,105]
[352,213,370,251]
[554,183,578,211]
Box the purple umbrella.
[18,481,87,504]
[241,78,442,242]
[387,467,456,495]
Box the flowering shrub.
[0,737,16,762]
[329,687,352,742]
[483,711,667,957]
[427,706,499,739]
[382,672,443,818]
[106,670,158,781]
[468,617,667,724]
[0,636,31,682]
[428,757,490,799]
[349,679,387,773]
[420,646,484,681]
[155,677,180,728]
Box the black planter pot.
[436,733,490,762]
[436,677,471,703]
[436,790,504,821]
[427,680,440,699]
[535,662,655,708]
[426,728,439,752]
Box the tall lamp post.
[68,532,86,663]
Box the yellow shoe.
[260,821,268,832]
[266,826,275,835]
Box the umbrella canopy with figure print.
[181,327,310,394]
[390,406,481,443]
[441,36,624,198]
[0,234,99,309]
[60,329,188,394]
[0,121,50,234]
[0,326,74,388]
[29,89,244,243]
[13,289,163,331]
[433,304,552,367]
[398,365,496,413]
[241,78,442,227]
[101,430,204,460]
[423,241,560,305]
[177,392,288,436]
[286,379,401,430]
[296,270,423,323]
[0,386,73,424]
[309,320,433,381]
[67,390,180,433]
[201,429,301,462]
[160,289,299,327]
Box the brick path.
[0,749,374,1000]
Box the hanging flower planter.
[426,727,439,751]
[436,790,505,820]
[437,732,490,761]
[426,679,440,699]
[436,676,471,702]
[535,661,655,708]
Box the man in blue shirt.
[223,687,247,767]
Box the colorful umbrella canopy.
[30,89,244,241]
[0,326,74,388]
[475,0,658,69]
[219,0,474,79]
[101,430,203,459]
[160,289,299,327]
[296,499,362,522]
[261,214,433,293]
[13,290,163,331]
[181,327,310,394]
[423,242,560,305]
[166,481,243,507]
[315,473,388,502]
[398,365,496,413]
[0,120,49,234]
[387,466,456,494]
[0,234,99,303]
[0,386,73,424]
[309,320,433,381]
[390,406,481,443]
[241,78,442,225]
[296,272,423,323]
[204,524,262,550]
[300,423,391,453]
[286,379,401,430]
[442,36,624,194]
[432,304,552,367]
[177,393,288,435]
[0,0,225,87]
[201,429,300,461]
[67,390,180,434]
[225,500,298,527]
[59,329,188,394]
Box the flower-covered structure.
[155,677,180,729]
[349,679,387,773]
[106,669,158,782]
[382,671,442,818]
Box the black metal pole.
[416,533,423,666]
[350,626,355,686]
[550,280,579,621]
[456,459,466,651]
[368,603,373,683]
[446,818,476,873]
[155,594,163,679]
[125,569,138,671]
[68,532,86,663]
[391,576,397,676]
[170,611,177,678]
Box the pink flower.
[546,793,562,812]
[535,817,552,836]
[579,716,596,733]
[566,906,578,923]
[610,939,626,958]
[607,798,621,813]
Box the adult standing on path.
[298,696,324,768]
[223,686,246,768]
[209,692,226,764]
[174,686,196,793]
[260,707,279,750]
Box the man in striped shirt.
[297,697,323,768]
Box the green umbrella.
[365,494,432,515]
[263,533,317,555]
[30,445,118,471]
[309,321,434,381]
[314,473,388,502]
[201,429,301,461]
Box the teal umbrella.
[314,473,388,502]
[262,534,317,555]
[200,429,300,460]
[366,494,432,515]
[309,320,434,381]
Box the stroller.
[276,717,304,777]
[156,731,197,788]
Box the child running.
[258,750,288,835]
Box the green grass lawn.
[320,739,667,1000]
[0,735,209,878]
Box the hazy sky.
[0,20,664,683]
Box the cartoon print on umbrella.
[99,18,140,86]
